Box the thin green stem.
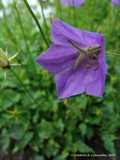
[13,1,37,73]
[23,0,49,47]
[2,8,18,49]
[3,91,16,106]
[2,3,35,79]
[107,50,120,56]
[38,0,49,39]
[56,0,62,19]
[2,4,29,60]
[10,68,35,104]
[72,0,77,26]
[10,67,43,107]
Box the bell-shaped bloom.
[36,19,107,99]
[60,0,84,7]
[112,0,120,5]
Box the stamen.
[68,40,101,69]
[68,40,101,56]
[87,45,101,57]
[68,39,86,54]
[87,45,101,52]
[74,52,85,68]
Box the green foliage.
[0,0,120,159]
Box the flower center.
[68,40,101,69]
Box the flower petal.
[52,19,104,48]
[55,67,86,99]
[36,44,77,74]
[60,0,84,7]
[85,68,106,97]
[55,65,106,99]
[112,0,120,5]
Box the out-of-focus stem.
[2,9,18,48]
[23,0,49,47]
[2,91,15,104]
[107,50,120,56]
[13,1,37,73]
[10,68,35,104]
[2,2,32,75]
[71,1,77,26]
[38,0,49,39]
[56,0,63,19]
[73,7,77,26]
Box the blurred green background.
[0,0,120,159]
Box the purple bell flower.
[60,0,84,7]
[112,0,120,5]
[37,19,107,99]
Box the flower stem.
[23,0,49,47]
[10,68,35,104]
[72,3,77,26]
[13,0,37,73]
[56,0,63,19]
[2,7,18,49]
[107,50,120,56]
[38,0,49,40]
